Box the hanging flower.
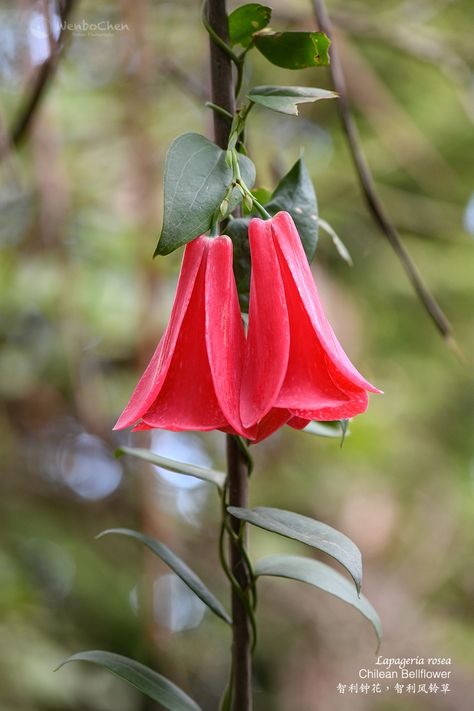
[114,235,248,437]
[240,211,381,432]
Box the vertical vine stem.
[226,436,253,711]
[206,0,254,709]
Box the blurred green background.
[0,0,473,709]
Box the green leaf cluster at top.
[228,3,272,48]
[154,4,337,261]
[228,3,331,68]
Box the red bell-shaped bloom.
[114,235,247,436]
[240,211,381,430]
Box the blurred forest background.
[0,0,473,709]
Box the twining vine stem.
[311,0,454,345]
[207,0,254,709]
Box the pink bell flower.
[240,211,381,431]
[114,235,247,437]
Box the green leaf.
[225,217,252,312]
[226,157,318,307]
[248,85,337,116]
[255,555,382,647]
[266,157,318,260]
[255,31,331,70]
[252,186,272,204]
[340,418,349,447]
[115,446,226,489]
[228,3,272,48]
[303,421,351,439]
[97,529,231,625]
[155,133,255,256]
[318,218,353,266]
[228,507,362,592]
[56,651,202,711]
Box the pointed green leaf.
[228,507,362,592]
[266,157,318,260]
[97,529,231,625]
[115,446,226,489]
[318,218,353,266]
[155,133,255,256]
[340,418,349,448]
[56,651,202,711]
[248,85,337,116]
[303,421,351,439]
[255,31,331,70]
[255,555,381,646]
[228,4,272,48]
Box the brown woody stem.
[206,0,253,709]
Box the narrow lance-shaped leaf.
[97,529,231,625]
[56,651,202,711]
[115,446,226,489]
[248,85,337,116]
[228,3,272,48]
[255,555,382,648]
[228,507,362,592]
[265,157,319,261]
[340,418,350,447]
[318,218,353,266]
[255,31,331,69]
[155,133,255,256]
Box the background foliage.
[0,0,473,709]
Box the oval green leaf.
[228,3,272,48]
[248,85,337,116]
[265,157,318,260]
[228,507,362,592]
[255,555,381,647]
[98,529,231,625]
[155,133,255,256]
[115,446,226,489]
[255,31,331,70]
[56,651,202,711]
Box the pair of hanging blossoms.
[115,211,380,443]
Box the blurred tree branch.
[312,0,454,344]
[6,0,76,151]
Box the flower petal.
[140,241,229,431]
[206,236,247,437]
[241,218,290,429]
[114,237,208,430]
[274,241,370,419]
[272,211,381,395]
